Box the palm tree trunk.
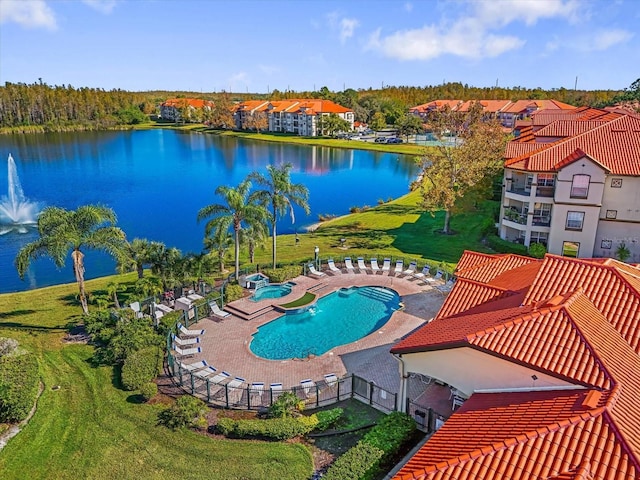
[272,206,277,269]
[443,209,451,235]
[234,227,240,281]
[71,249,89,314]
[137,263,144,279]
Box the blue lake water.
[0,130,418,293]
[250,286,401,360]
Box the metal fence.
[406,398,448,433]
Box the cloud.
[591,29,634,50]
[404,2,413,13]
[366,0,581,61]
[228,72,249,90]
[339,18,359,43]
[82,0,118,14]
[258,64,279,76]
[0,0,57,30]
[326,11,359,44]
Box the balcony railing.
[536,186,555,198]
[532,216,551,227]
[507,185,530,196]
[503,212,527,225]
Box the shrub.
[617,242,631,262]
[315,407,344,431]
[486,234,528,255]
[158,395,208,430]
[223,284,244,303]
[216,415,318,440]
[139,382,158,402]
[528,242,547,259]
[121,346,163,391]
[322,442,384,480]
[262,265,303,283]
[362,411,416,462]
[268,391,305,418]
[0,352,39,422]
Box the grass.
[279,292,316,309]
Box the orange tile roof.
[435,279,518,319]
[392,251,640,480]
[454,250,501,272]
[455,252,539,285]
[505,114,640,175]
[162,98,214,109]
[456,100,512,113]
[535,120,610,138]
[524,255,640,353]
[501,99,575,114]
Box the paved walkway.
[183,271,445,391]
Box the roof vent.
[582,390,602,409]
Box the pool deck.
[183,271,446,391]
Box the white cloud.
[591,29,634,50]
[82,0,118,15]
[404,2,413,13]
[366,0,582,61]
[228,72,249,90]
[339,18,359,43]
[0,0,57,30]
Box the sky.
[0,0,638,93]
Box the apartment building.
[159,98,214,122]
[499,107,640,262]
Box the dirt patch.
[62,324,90,344]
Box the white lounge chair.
[436,278,455,294]
[209,301,231,319]
[403,261,417,276]
[344,257,355,273]
[227,377,246,404]
[193,365,218,380]
[324,373,338,387]
[327,258,341,273]
[425,270,444,283]
[227,376,245,389]
[413,266,430,279]
[129,301,144,319]
[270,382,283,401]
[179,360,208,372]
[171,333,200,346]
[210,370,231,384]
[308,263,326,277]
[300,378,316,396]
[357,257,368,272]
[370,258,380,273]
[178,322,205,336]
[393,259,404,275]
[381,258,391,273]
[173,345,201,358]
[251,382,265,398]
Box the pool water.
[250,282,295,302]
[250,286,400,360]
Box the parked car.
[374,137,387,143]
[386,137,403,144]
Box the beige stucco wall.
[547,204,601,257]
[600,175,640,222]
[594,220,640,262]
[397,347,577,407]
[554,157,606,205]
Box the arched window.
[570,174,590,198]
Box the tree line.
[1,79,629,132]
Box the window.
[525,174,534,191]
[601,240,613,249]
[570,174,590,198]
[611,178,622,188]
[530,231,548,246]
[532,203,552,225]
[606,210,617,219]
[562,241,580,258]
[537,174,555,187]
[566,211,585,231]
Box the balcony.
[532,216,551,227]
[535,186,555,198]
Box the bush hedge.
[223,284,245,304]
[217,414,319,440]
[315,407,343,431]
[486,234,529,255]
[140,382,158,401]
[158,395,208,430]
[0,352,39,422]
[322,442,384,480]
[362,411,416,463]
[262,265,303,283]
[121,346,163,391]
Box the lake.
[0,130,419,293]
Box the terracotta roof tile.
[535,120,610,138]
[455,253,540,287]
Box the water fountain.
[0,154,42,234]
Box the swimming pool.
[250,286,401,360]
[250,282,295,302]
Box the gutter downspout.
[393,353,408,413]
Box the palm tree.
[198,179,268,281]
[106,281,126,309]
[117,237,153,279]
[204,222,233,273]
[146,241,182,292]
[249,164,310,268]
[239,222,267,264]
[15,205,126,315]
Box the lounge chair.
[270,382,283,401]
[300,378,316,396]
[129,301,144,319]
[327,258,341,273]
[178,322,205,336]
[393,259,404,275]
[381,258,391,273]
[344,257,355,273]
[425,270,444,283]
[171,333,200,346]
[436,278,455,294]
[210,370,231,384]
[173,345,201,358]
[370,258,380,273]
[251,382,265,398]
[209,301,231,319]
[179,359,208,372]
[413,266,430,279]
[308,263,326,277]
[324,373,338,387]
[403,261,417,276]
[193,365,218,380]
[226,377,246,404]
[357,257,368,272]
